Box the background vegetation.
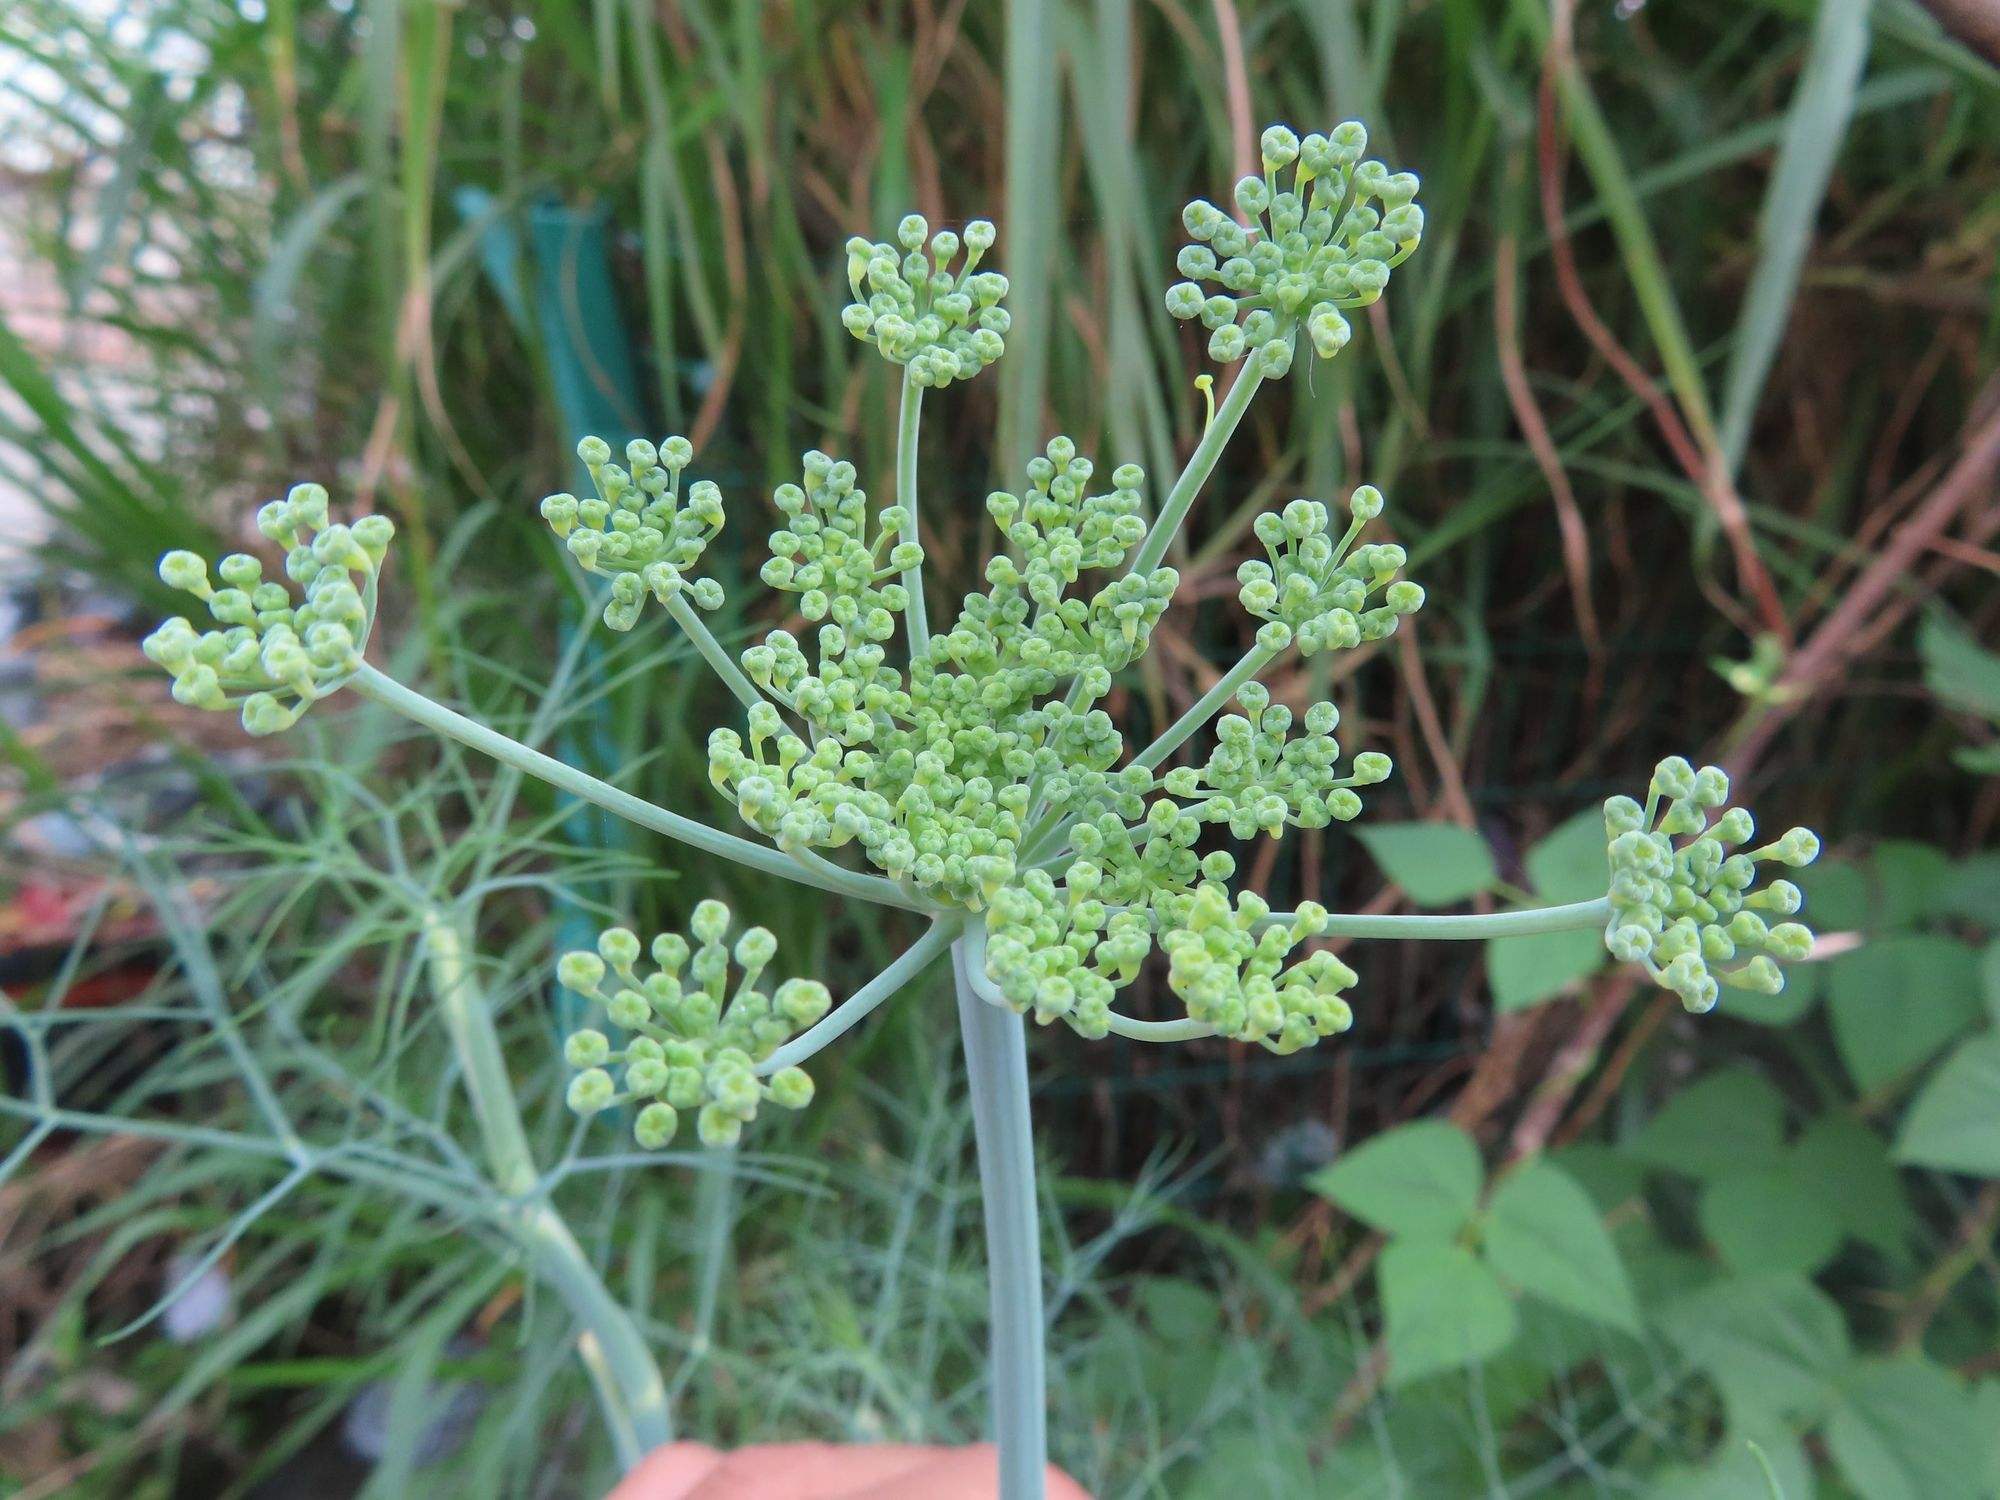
[2,0,1997,1495]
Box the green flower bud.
[567,1068,615,1115]
[598,927,641,971]
[767,1066,815,1109]
[558,951,607,994]
[565,1029,611,1068]
[634,1102,679,1149]
[690,899,731,945]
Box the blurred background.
[1,0,1997,1495]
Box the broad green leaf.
[1485,927,1605,1011]
[1627,1066,1787,1179]
[1308,1120,1482,1240]
[1794,857,1871,931]
[1546,1143,1648,1212]
[1871,840,1954,930]
[1976,1379,2000,1494]
[1649,1425,1813,1500]
[1659,1275,1849,1426]
[1791,1113,1913,1256]
[1379,1240,1517,1386]
[1484,1159,1639,1332]
[1697,1165,1842,1277]
[1828,935,1982,1091]
[1353,822,1498,906]
[1826,1357,1986,1500]
[1944,855,2000,925]
[1984,938,2000,1025]
[1920,611,2000,720]
[1524,807,1611,902]
[1895,1030,2000,1176]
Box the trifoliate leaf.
[1308,1119,1482,1240]
[1626,1066,1787,1180]
[1524,807,1611,902]
[1697,1164,1842,1277]
[1826,1357,1987,1500]
[1485,927,1604,1011]
[1483,1159,1639,1332]
[1353,822,1497,906]
[1658,1274,1848,1427]
[1827,935,1982,1092]
[1895,1029,2000,1176]
[1379,1240,1516,1386]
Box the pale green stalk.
[1132,640,1279,770]
[1256,898,1611,938]
[348,663,929,913]
[755,919,960,1074]
[663,590,765,712]
[951,937,1047,1500]
[1129,365,1266,574]
[896,368,931,657]
[418,905,671,1461]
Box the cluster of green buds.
[143,484,392,735]
[1601,758,1820,1012]
[539,435,725,632]
[1161,887,1356,1053]
[1165,684,1393,836]
[1237,487,1423,654]
[841,215,1009,388]
[755,449,910,637]
[557,903,829,1148]
[1166,122,1422,374]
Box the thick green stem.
[1132,641,1277,771]
[420,908,537,1197]
[418,905,672,1463]
[896,369,931,658]
[1129,366,1266,575]
[349,663,927,913]
[951,937,1048,1500]
[514,1200,673,1460]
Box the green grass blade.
[1718,0,1872,474]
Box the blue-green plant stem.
[418,904,672,1462]
[1132,640,1279,770]
[1255,897,1611,938]
[755,919,960,1075]
[663,590,764,712]
[951,937,1047,1500]
[512,1199,673,1462]
[896,368,931,657]
[348,663,928,912]
[1129,365,1266,574]
[420,906,537,1196]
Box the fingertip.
[605,1441,725,1500]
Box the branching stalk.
[349,663,927,913]
[756,920,960,1075]
[1129,366,1266,575]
